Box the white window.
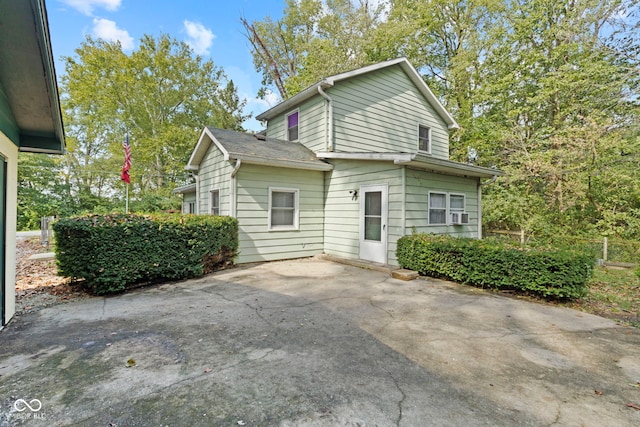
[286,110,299,141]
[269,187,299,230]
[450,194,465,214]
[429,192,447,224]
[418,125,431,153]
[429,192,467,225]
[185,201,195,214]
[210,189,220,215]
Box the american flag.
[121,133,131,184]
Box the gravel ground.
[14,237,91,316]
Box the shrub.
[53,213,238,294]
[397,234,595,299]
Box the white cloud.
[61,0,121,16]
[92,18,134,50]
[183,20,215,55]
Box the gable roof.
[186,127,333,172]
[255,58,458,130]
[0,0,65,154]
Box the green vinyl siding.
[0,83,19,146]
[324,159,404,266]
[235,164,325,263]
[328,65,450,159]
[265,96,327,152]
[405,168,479,238]
[197,145,231,215]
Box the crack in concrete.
[382,365,406,426]
[69,347,279,426]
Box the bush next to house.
[53,213,238,294]
[396,234,595,299]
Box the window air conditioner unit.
[450,212,470,225]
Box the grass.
[565,266,640,327]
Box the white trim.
[268,187,300,231]
[186,127,230,170]
[428,191,467,226]
[418,124,431,154]
[359,184,388,264]
[285,109,300,141]
[236,154,333,171]
[316,152,415,163]
[477,183,482,239]
[210,189,220,215]
[428,191,447,225]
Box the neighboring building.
[177,58,502,266]
[0,0,65,326]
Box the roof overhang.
[0,0,65,154]
[173,183,196,194]
[316,152,504,179]
[256,58,459,130]
[186,127,334,172]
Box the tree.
[480,0,640,237]
[17,153,73,230]
[243,0,386,99]
[60,34,249,208]
[371,0,504,160]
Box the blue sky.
[46,0,287,131]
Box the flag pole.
[121,131,132,213]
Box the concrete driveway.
[1,257,639,426]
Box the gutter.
[317,84,334,152]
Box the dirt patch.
[15,237,91,315]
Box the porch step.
[391,269,419,281]
[316,254,399,275]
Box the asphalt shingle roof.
[206,127,326,166]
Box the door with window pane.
[359,184,388,263]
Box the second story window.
[418,125,431,153]
[286,111,299,141]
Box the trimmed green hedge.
[53,213,238,294]
[396,234,595,299]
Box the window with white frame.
[429,192,447,224]
[429,192,466,225]
[210,189,220,215]
[418,125,431,153]
[449,194,465,214]
[269,188,299,230]
[185,201,195,214]
[286,110,299,141]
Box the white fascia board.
[173,183,196,194]
[231,153,333,171]
[316,152,415,163]
[408,156,504,178]
[186,127,230,170]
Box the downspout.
[477,175,498,239]
[230,159,242,217]
[317,84,334,152]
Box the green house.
[0,0,65,326]
[178,58,502,266]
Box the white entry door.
[359,184,388,264]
